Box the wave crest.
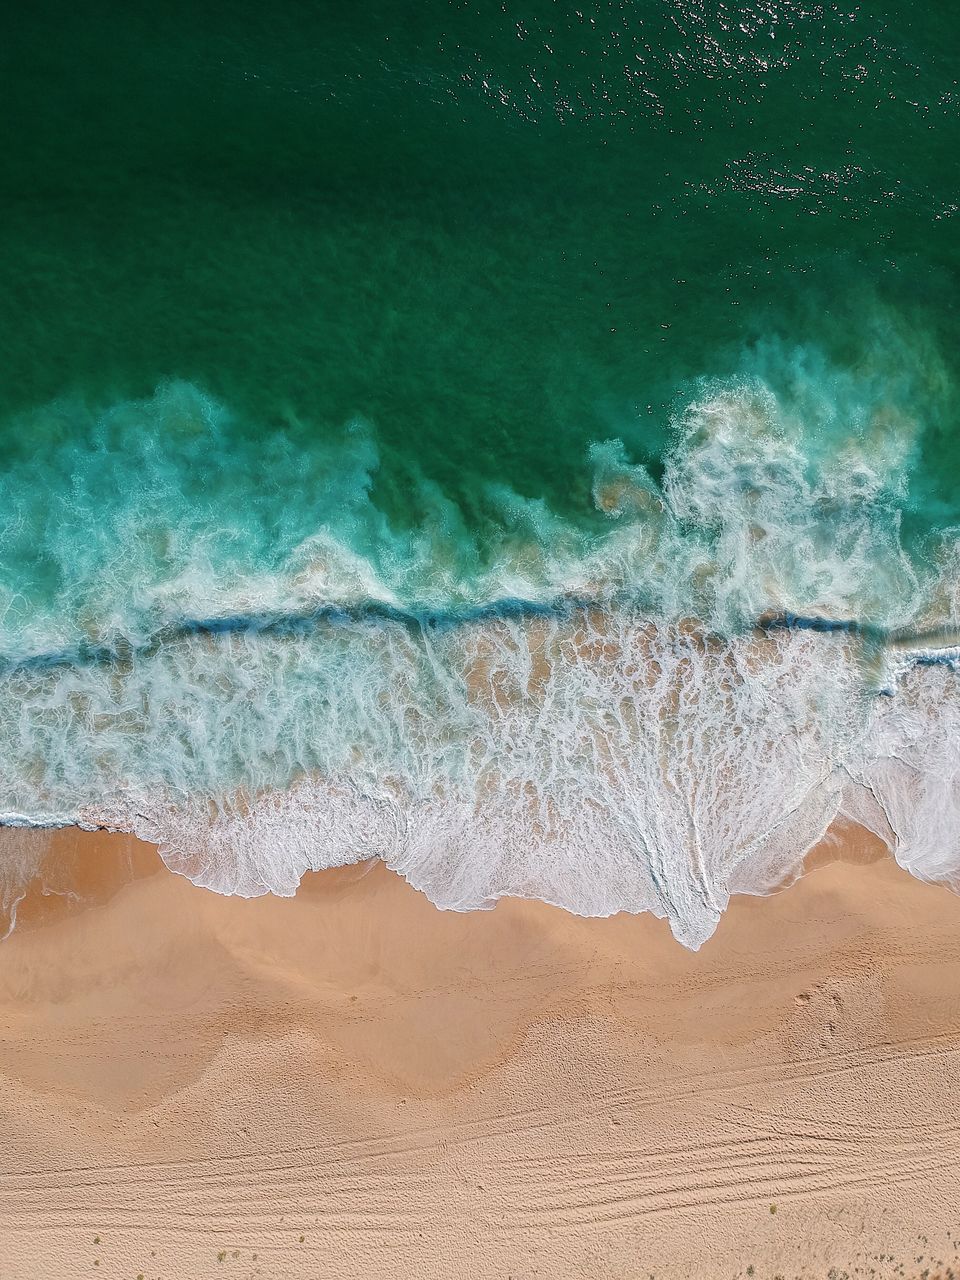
[3,338,960,946]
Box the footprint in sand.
[784,975,885,1061]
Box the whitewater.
[2,337,960,949]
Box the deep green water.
[2,0,958,529]
[1,2,959,943]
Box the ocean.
[1,0,958,946]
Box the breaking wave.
[3,336,960,948]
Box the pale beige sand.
[0,825,959,1279]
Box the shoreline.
[4,608,958,950]
[0,811,904,943]
[0,822,959,1277]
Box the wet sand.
[0,824,959,1279]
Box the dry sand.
[0,824,958,1280]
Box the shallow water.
[1,1,959,945]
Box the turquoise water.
[1,1,959,944]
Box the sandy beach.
[0,824,958,1280]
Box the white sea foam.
[3,344,960,946]
[0,604,950,949]
[0,351,940,652]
